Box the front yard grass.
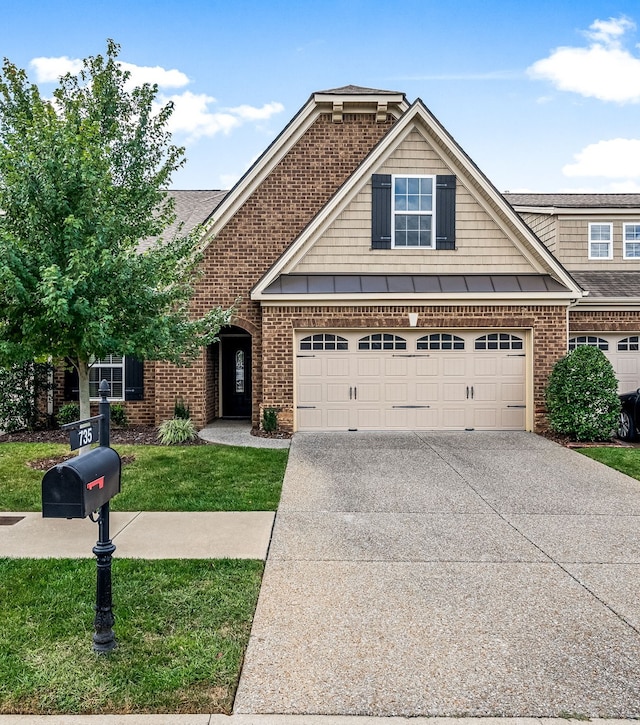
[0,558,262,714]
[578,446,640,480]
[0,443,288,511]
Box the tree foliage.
[0,40,231,420]
[546,345,620,441]
[0,361,53,431]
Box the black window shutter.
[435,175,456,250]
[124,357,144,401]
[64,364,79,401]
[371,174,392,249]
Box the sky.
[1,0,639,193]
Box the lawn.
[0,443,288,511]
[0,558,263,714]
[578,446,640,480]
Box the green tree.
[546,345,620,441]
[0,40,231,423]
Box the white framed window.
[624,223,640,259]
[417,333,465,350]
[392,175,435,248]
[474,333,523,351]
[358,333,407,351]
[89,355,124,400]
[588,223,613,260]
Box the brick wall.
[152,112,396,428]
[570,310,640,331]
[262,304,568,433]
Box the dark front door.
[221,336,252,417]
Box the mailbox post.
[41,380,120,653]
[92,380,116,653]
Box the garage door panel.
[298,384,323,404]
[326,357,350,376]
[297,408,323,429]
[356,358,381,376]
[296,330,527,432]
[298,358,323,376]
[326,409,350,428]
[385,358,408,376]
[327,384,350,402]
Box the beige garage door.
[569,334,640,393]
[296,330,527,431]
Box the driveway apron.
[234,431,640,717]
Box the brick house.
[59,86,640,433]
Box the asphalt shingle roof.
[504,193,640,209]
[571,271,640,298]
[137,190,227,252]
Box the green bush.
[0,361,53,432]
[173,397,191,420]
[56,403,80,427]
[546,345,620,441]
[262,407,279,432]
[110,403,129,428]
[157,417,198,445]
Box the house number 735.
[77,427,94,446]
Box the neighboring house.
[57,86,640,433]
[505,194,640,393]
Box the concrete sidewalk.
[0,511,274,559]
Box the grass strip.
[578,446,640,480]
[0,443,287,511]
[0,558,263,714]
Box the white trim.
[588,222,613,260]
[391,174,436,249]
[259,294,575,306]
[623,222,640,260]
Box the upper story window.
[392,175,434,248]
[624,223,640,259]
[371,174,456,251]
[588,223,613,260]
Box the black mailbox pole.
[92,380,116,653]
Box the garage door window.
[475,333,523,350]
[417,333,465,350]
[358,333,407,350]
[618,336,640,351]
[300,334,348,351]
[569,336,608,351]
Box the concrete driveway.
[234,431,640,717]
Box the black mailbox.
[42,446,121,519]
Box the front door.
[221,335,252,417]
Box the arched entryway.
[219,326,252,418]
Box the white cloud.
[225,102,285,121]
[563,138,640,178]
[159,93,284,141]
[119,62,189,89]
[30,56,83,82]
[528,15,640,103]
[29,53,284,142]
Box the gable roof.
[251,98,583,301]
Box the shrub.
[56,403,80,427]
[173,397,191,420]
[157,417,197,445]
[546,345,620,441]
[262,407,279,432]
[110,403,129,428]
[0,361,53,432]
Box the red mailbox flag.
[86,476,105,491]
